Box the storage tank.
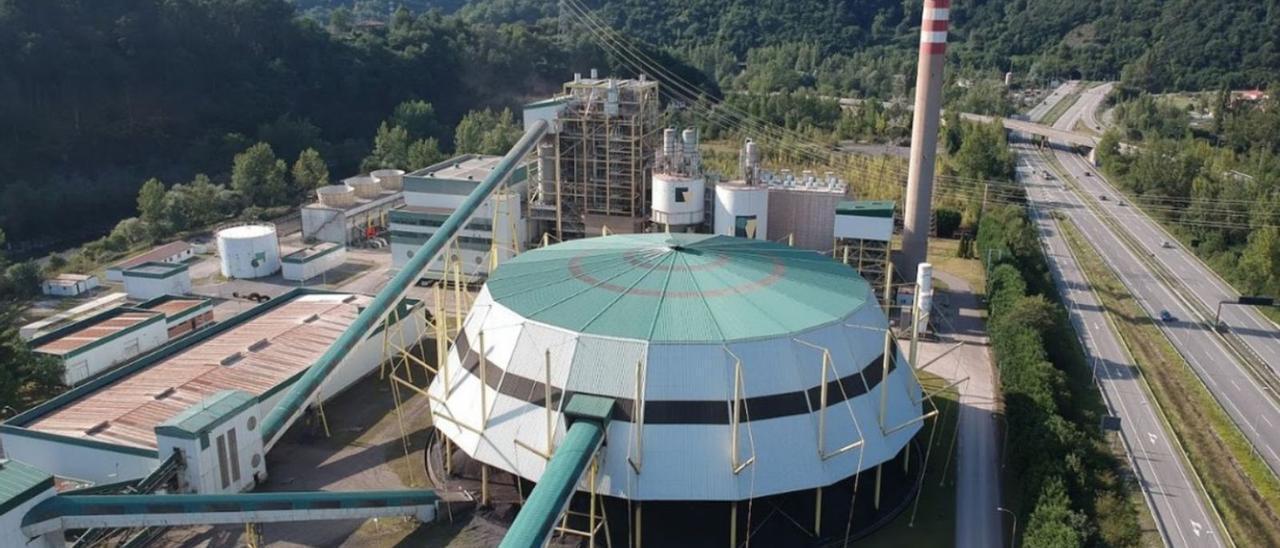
[344,176,381,199]
[315,184,356,208]
[370,169,405,191]
[651,172,705,228]
[715,181,769,239]
[216,224,281,279]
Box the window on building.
[227,428,242,483]
[216,434,230,489]
[675,187,689,203]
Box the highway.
[1053,85,1280,377]
[1012,138,1224,547]
[1046,86,1280,473]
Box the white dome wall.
[429,285,924,502]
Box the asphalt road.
[916,271,1001,548]
[1027,81,1079,123]
[1048,86,1280,473]
[1013,139,1225,547]
[1053,85,1280,378]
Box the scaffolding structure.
[839,238,891,306]
[530,76,659,241]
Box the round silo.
[714,180,769,240]
[370,169,405,191]
[650,172,704,228]
[344,176,382,199]
[315,185,356,208]
[216,224,281,279]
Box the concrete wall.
[61,319,168,385]
[301,206,348,245]
[42,277,98,297]
[0,432,158,484]
[123,271,192,300]
[282,247,347,282]
[0,483,58,548]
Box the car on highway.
[1159,310,1175,322]
[1099,194,1108,201]
[1084,171,1093,177]
[1161,240,1173,249]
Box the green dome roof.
[484,233,872,343]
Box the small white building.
[156,390,265,493]
[106,241,193,282]
[1,289,427,485]
[301,188,403,246]
[281,243,346,282]
[122,261,191,300]
[41,274,99,297]
[390,155,528,280]
[28,307,168,385]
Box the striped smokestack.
[901,0,949,280]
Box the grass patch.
[926,237,985,293]
[1039,87,1083,126]
[859,371,959,548]
[1061,219,1280,546]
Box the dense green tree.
[408,138,446,170]
[292,148,330,195]
[232,143,289,207]
[1023,477,1086,548]
[390,100,442,141]
[109,218,151,248]
[454,108,522,155]
[363,123,412,171]
[1239,227,1280,296]
[137,178,167,225]
[165,175,236,231]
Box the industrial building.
[121,261,191,300]
[835,200,895,294]
[762,169,848,251]
[389,155,528,280]
[135,295,214,338]
[301,174,404,246]
[2,289,427,486]
[281,242,346,282]
[105,241,193,282]
[428,233,925,544]
[41,273,99,297]
[523,71,660,239]
[28,307,168,386]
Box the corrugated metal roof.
[109,241,191,271]
[32,309,164,356]
[155,390,256,439]
[24,293,375,450]
[836,200,895,217]
[0,459,53,515]
[485,234,870,343]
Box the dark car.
[1159,310,1175,322]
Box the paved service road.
[1013,138,1225,547]
[1048,86,1280,473]
[919,271,1000,548]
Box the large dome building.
[427,233,924,540]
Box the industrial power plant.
[0,10,950,544]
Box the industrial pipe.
[259,120,549,445]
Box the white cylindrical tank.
[344,176,381,199]
[915,262,933,336]
[370,169,405,191]
[715,182,769,239]
[651,173,705,227]
[217,224,281,279]
[316,184,356,208]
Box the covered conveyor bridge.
[500,394,615,548]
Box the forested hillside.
[463,0,1280,94]
[0,0,605,254]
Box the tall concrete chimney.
[901,0,950,280]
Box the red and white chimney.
[901,0,950,280]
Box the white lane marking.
[1148,432,1158,444]
[1263,414,1275,428]
[1191,521,1203,537]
